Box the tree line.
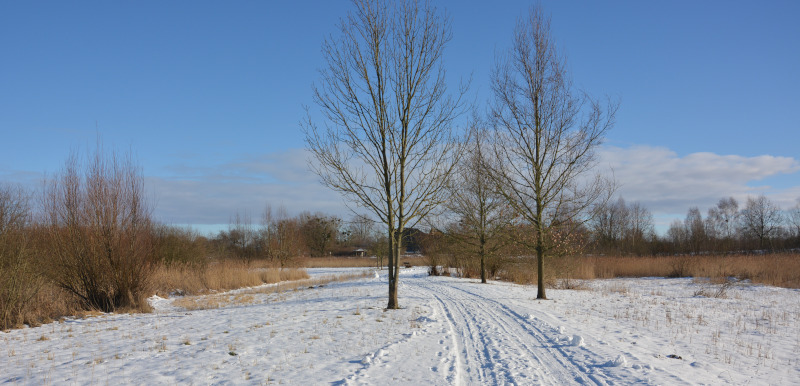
[209,209,388,264]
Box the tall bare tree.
[489,5,617,299]
[304,0,464,308]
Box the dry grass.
[1,283,83,330]
[151,259,309,297]
[301,256,427,268]
[495,253,800,289]
[173,270,373,310]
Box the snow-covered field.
[3,267,800,385]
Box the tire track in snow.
[442,281,605,384]
[407,276,602,385]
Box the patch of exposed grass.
[173,270,373,311]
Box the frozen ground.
[3,267,800,385]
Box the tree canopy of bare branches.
[489,5,617,299]
[304,0,464,308]
[740,195,783,250]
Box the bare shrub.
[668,256,693,278]
[152,224,209,266]
[41,148,154,312]
[693,278,733,298]
[0,184,44,329]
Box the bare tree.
[304,0,464,308]
[789,198,800,242]
[222,211,257,260]
[489,5,616,299]
[591,198,654,255]
[706,197,739,251]
[444,125,514,283]
[260,204,302,267]
[626,201,655,254]
[667,219,688,253]
[347,214,376,249]
[684,207,706,253]
[299,212,341,257]
[590,198,630,254]
[740,195,783,250]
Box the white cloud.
[598,145,800,218]
[7,145,799,234]
[148,148,351,226]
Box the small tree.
[304,0,464,309]
[489,5,616,299]
[444,125,513,283]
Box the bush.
[0,184,43,329]
[41,149,154,312]
[153,224,209,267]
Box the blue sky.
[2,0,798,234]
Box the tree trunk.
[479,236,487,284]
[536,241,546,299]
[387,232,402,309]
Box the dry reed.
[301,256,427,268]
[151,259,309,297]
[495,253,800,289]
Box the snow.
[2,267,800,385]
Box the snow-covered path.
[409,276,599,385]
[3,267,799,385]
